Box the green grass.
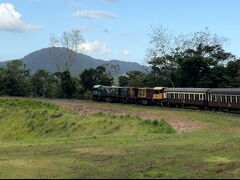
[1,98,240,178]
[0,99,175,141]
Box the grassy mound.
[0,98,175,141]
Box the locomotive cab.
[93,85,102,100]
[153,87,166,100]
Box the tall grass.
[0,98,175,141]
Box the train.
[92,85,240,111]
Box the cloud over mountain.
[79,40,112,55]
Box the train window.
[212,95,216,101]
[167,93,171,98]
[171,93,174,99]
[185,94,189,100]
[232,96,236,103]
[195,94,199,100]
[216,95,221,102]
[222,96,226,103]
[175,93,179,99]
[179,94,184,99]
[227,96,231,103]
[237,96,240,103]
[200,94,203,100]
[154,90,159,94]
[190,94,194,100]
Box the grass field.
[0,97,240,178]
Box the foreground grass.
[0,98,240,178]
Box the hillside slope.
[0,48,148,76]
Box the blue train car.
[93,85,102,100]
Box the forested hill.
[0,47,147,76]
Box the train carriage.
[128,87,140,103]
[93,85,240,111]
[117,87,130,102]
[208,88,240,111]
[164,88,210,108]
[137,88,154,105]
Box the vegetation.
[80,66,114,91]
[119,27,240,88]
[1,98,240,178]
[0,98,174,141]
[0,61,113,99]
[1,28,240,98]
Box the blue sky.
[0,0,240,64]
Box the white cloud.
[79,40,111,55]
[123,49,131,56]
[0,3,42,32]
[72,10,116,19]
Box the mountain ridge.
[0,47,148,76]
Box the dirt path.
[48,100,208,133]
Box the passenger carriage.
[207,88,240,111]
[163,88,210,108]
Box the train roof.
[208,88,240,95]
[138,87,154,90]
[93,85,102,88]
[153,87,166,90]
[164,88,211,93]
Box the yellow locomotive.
[153,87,166,106]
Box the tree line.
[119,27,240,88]
[0,60,113,99]
[0,27,239,99]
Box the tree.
[171,44,234,87]
[80,66,113,90]
[146,26,228,87]
[49,29,85,72]
[118,71,146,87]
[118,70,167,88]
[31,69,57,97]
[55,71,77,98]
[0,60,31,96]
[226,59,240,87]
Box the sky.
[0,0,240,64]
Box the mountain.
[0,47,148,76]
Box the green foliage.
[146,27,237,88]
[119,70,170,87]
[31,69,58,97]
[170,44,234,88]
[80,65,113,90]
[143,119,175,133]
[55,71,77,98]
[0,60,31,96]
